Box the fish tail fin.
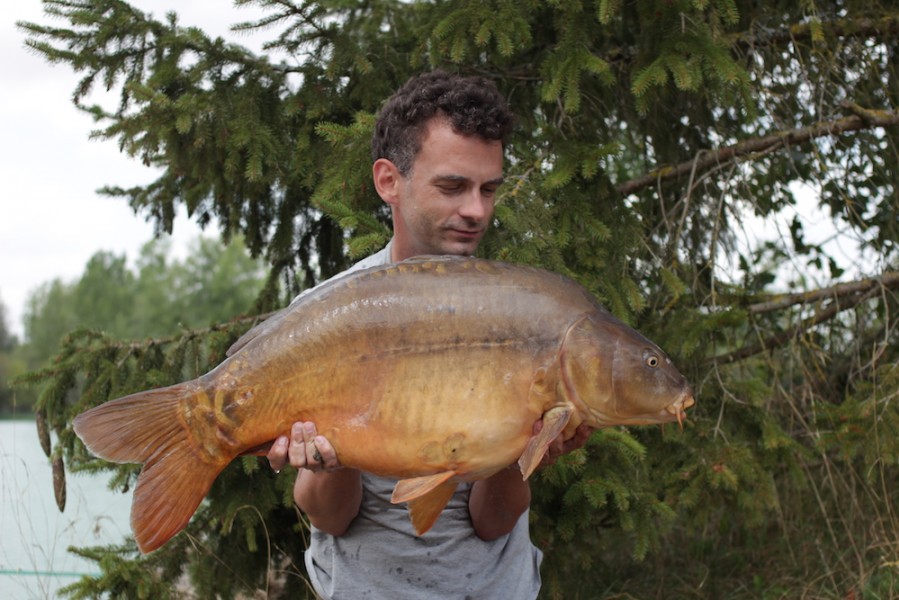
[73,383,225,553]
[131,439,222,553]
[73,383,193,464]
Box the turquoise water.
[0,420,131,599]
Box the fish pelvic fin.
[73,383,226,554]
[391,471,456,504]
[518,405,573,480]
[392,472,459,535]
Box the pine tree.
[17,0,899,597]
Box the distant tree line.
[0,236,266,416]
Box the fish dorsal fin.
[391,471,456,503]
[517,405,573,479]
[404,479,460,535]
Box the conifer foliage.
[18,0,899,597]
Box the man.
[268,70,593,599]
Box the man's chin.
[441,244,479,257]
[440,236,483,256]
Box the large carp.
[73,256,694,553]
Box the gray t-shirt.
[301,242,543,599]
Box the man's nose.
[457,189,492,221]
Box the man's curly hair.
[371,70,516,176]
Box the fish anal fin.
[518,405,573,480]
[405,480,459,535]
[391,471,456,504]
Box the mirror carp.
[74,256,694,553]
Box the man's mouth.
[448,228,483,239]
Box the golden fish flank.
[73,256,694,553]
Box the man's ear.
[373,158,402,207]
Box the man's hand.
[268,422,360,536]
[535,421,595,469]
[267,421,341,473]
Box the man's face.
[387,118,504,260]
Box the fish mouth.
[584,391,696,429]
[665,392,696,429]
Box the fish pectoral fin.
[404,480,459,535]
[518,405,573,480]
[391,471,456,504]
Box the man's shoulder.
[345,240,394,273]
[289,240,393,305]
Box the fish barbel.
[73,256,694,553]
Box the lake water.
[0,419,131,599]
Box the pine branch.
[511,13,899,88]
[596,13,899,76]
[733,13,899,50]
[746,272,899,315]
[615,104,899,196]
[115,309,280,352]
[18,310,278,385]
[712,272,899,365]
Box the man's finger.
[267,435,289,473]
[288,422,311,468]
[302,422,320,468]
[314,435,341,470]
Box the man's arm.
[268,422,362,536]
[468,466,531,541]
[294,469,363,536]
[468,423,595,541]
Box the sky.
[0,1,269,339]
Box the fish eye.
[645,354,660,368]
